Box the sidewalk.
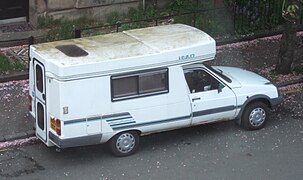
[0,80,34,142]
[0,26,48,47]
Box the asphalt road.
[0,93,302,180]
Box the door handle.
[42,94,46,101]
[192,97,201,102]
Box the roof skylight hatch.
[55,44,88,57]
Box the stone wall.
[29,0,140,26]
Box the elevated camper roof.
[30,24,216,80]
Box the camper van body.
[29,24,281,156]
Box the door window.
[184,69,220,93]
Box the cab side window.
[184,69,219,93]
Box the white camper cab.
[29,24,282,156]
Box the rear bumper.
[49,132,102,148]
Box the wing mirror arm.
[218,83,224,93]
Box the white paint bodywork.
[28,24,280,148]
[30,24,215,80]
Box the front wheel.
[108,131,139,157]
[241,102,269,130]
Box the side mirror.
[203,85,211,91]
[218,83,224,93]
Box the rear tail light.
[50,117,56,130]
[50,116,61,136]
[28,95,32,112]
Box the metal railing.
[230,0,286,34]
[74,6,227,38]
[70,0,303,39]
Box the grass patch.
[293,65,303,74]
[118,5,160,31]
[0,54,24,75]
[38,16,102,41]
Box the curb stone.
[0,71,28,83]
[277,78,303,87]
[0,130,35,143]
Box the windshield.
[204,64,232,83]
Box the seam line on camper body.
[50,56,214,81]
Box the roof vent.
[55,44,88,57]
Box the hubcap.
[116,133,135,154]
[249,107,266,127]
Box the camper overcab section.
[29,24,282,156]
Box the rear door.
[34,60,47,142]
[184,68,237,125]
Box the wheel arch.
[236,95,272,120]
[108,129,142,141]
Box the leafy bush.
[0,54,24,74]
[38,16,100,41]
[293,65,303,74]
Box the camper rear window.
[111,69,168,101]
[36,64,44,93]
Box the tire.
[241,102,269,130]
[108,131,139,157]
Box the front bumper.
[270,96,283,107]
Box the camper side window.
[111,69,168,101]
[112,76,138,98]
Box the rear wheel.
[108,131,139,157]
[242,102,269,130]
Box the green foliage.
[173,14,195,26]
[120,23,145,31]
[46,20,74,41]
[282,0,303,22]
[293,65,303,74]
[38,16,101,41]
[36,4,161,40]
[0,54,24,74]
[170,0,202,13]
[106,12,123,24]
[116,5,159,32]
[127,5,159,21]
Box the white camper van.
[29,24,282,156]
